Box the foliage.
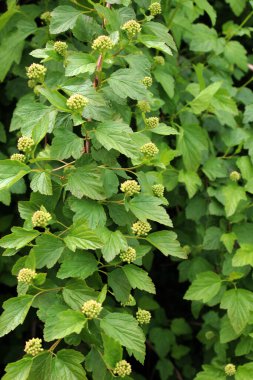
[1,0,253,379]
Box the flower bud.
[81,300,102,319]
[26,63,47,80]
[24,338,43,356]
[40,11,51,24]
[17,268,36,284]
[121,294,136,307]
[137,100,151,113]
[154,56,165,65]
[27,79,36,89]
[224,364,236,376]
[152,184,164,197]
[149,2,162,16]
[113,360,132,377]
[120,180,141,196]
[142,76,153,88]
[92,35,114,52]
[54,41,68,56]
[17,136,34,152]
[120,247,137,263]
[146,117,159,129]
[140,142,159,157]
[205,331,215,340]
[230,171,240,182]
[121,20,141,38]
[10,153,26,162]
[132,220,151,236]
[136,308,151,324]
[32,209,52,228]
[66,94,89,111]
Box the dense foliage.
[1,0,253,379]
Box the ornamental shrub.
[1,0,253,379]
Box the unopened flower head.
[113,360,132,377]
[142,76,153,88]
[152,184,164,197]
[17,268,36,284]
[10,153,25,162]
[154,55,165,65]
[26,63,47,80]
[17,136,34,152]
[81,300,102,319]
[230,171,241,182]
[149,2,162,16]
[137,100,151,113]
[67,94,89,111]
[121,20,141,38]
[136,308,151,324]
[140,142,159,157]
[205,330,215,340]
[132,220,151,236]
[224,364,236,377]
[24,338,43,356]
[120,247,137,263]
[32,209,52,228]
[120,180,141,196]
[121,294,136,307]
[92,35,114,52]
[54,41,68,56]
[40,11,51,23]
[146,117,159,129]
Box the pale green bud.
[81,300,102,319]
[132,220,151,236]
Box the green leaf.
[94,120,137,158]
[122,264,156,294]
[2,357,33,380]
[44,310,86,341]
[194,365,226,380]
[224,41,247,71]
[189,82,222,114]
[195,0,216,25]
[184,272,222,303]
[154,65,175,98]
[220,289,253,334]
[178,170,202,198]
[65,52,96,76]
[203,226,222,250]
[189,24,219,52]
[38,87,69,112]
[129,195,172,227]
[99,228,127,262]
[147,231,187,259]
[100,312,146,363]
[108,69,147,100]
[0,227,39,249]
[0,160,31,190]
[51,128,83,160]
[102,334,123,368]
[222,184,247,217]
[52,349,87,380]
[63,279,97,310]
[225,0,246,16]
[30,172,52,196]
[0,295,34,337]
[27,352,53,380]
[232,244,253,267]
[139,35,173,56]
[57,250,98,279]
[243,104,253,124]
[50,6,83,34]
[31,234,64,269]
[142,21,177,51]
[64,220,103,252]
[236,363,253,380]
[69,198,106,228]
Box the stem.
[226,10,253,41]
[52,161,75,172]
[48,339,62,352]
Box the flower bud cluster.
[24,338,43,356]
[140,142,159,157]
[152,184,164,197]
[149,2,162,16]
[81,300,102,319]
[120,247,137,263]
[224,364,236,376]
[54,41,68,56]
[113,360,132,377]
[10,153,26,162]
[132,220,151,236]
[32,209,52,228]
[120,180,141,196]
[136,308,151,324]
[137,100,151,113]
[92,35,114,52]
[17,136,34,152]
[230,171,240,182]
[40,11,51,23]
[154,56,165,65]
[67,94,89,111]
[142,76,153,88]
[121,20,141,38]
[26,63,47,81]
[17,268,36,284]
[146,117,159,129]
[121,294,135,307]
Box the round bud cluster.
[10,153,25,162]
[24,338,43,356]
[132,220,151,236]
[67,94,89,111]
[81,300,102,319]
[17,136,34,152]
[205,331,215,340]
[142,76,153,88]
[54,41,68,56]
[140,142,159,158]
[146,117,159,129]
[27,80,36,89]
[113,360,132,377]
[121,20,141,38]
[154,55,165,65]
[32,210,52,228]
[224,364,236,377]
[149,2,162,16]
[92,35,114,52]
[120,247,137,263]
[40,11,51,23]
[136,308,151,325]
[137,100,151,113]
[230,171,241,182]
[152,184,164,197]
[17,268,36,284]
[120,180,141,196]
[121,294,135,307]
[26,63,47,80]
